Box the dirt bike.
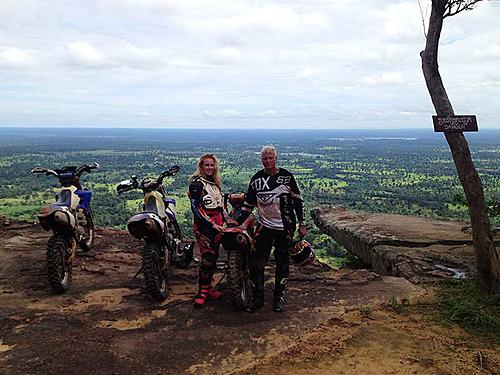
[221,193,255,310]
[117,166,193,301]
[31,162,99,293]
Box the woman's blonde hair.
[191,153,222,189]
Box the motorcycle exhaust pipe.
[129,218,162,240]
[144,218,154,231]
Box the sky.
[0,0,499,129]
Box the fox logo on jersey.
[251,176,270,191]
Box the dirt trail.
[0,220,498,374]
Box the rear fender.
[127,213,165,240]
[221,228,252,253]
[38,205,76,232]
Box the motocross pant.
[193,212,223,288]
[249,223,294,302]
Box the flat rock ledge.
[311,205,500,283]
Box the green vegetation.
[436,279,500,342]
[382,282,499,342]
[0,128,499,266]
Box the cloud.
[62,41,106,68]
[473,43,500,60]
[371,2,423,42]
[0,47,37,69]
[296,67,316,79]
[209,47,243,65]
[360,72,404,86]
[1,0,500,128]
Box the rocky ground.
[0,218,498,374]
[312,205,500,283]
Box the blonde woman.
[188,154,226,307]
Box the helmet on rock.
[289,239,315,266]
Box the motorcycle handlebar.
[157,165,180,184]
[31,168,58,177]
[76,162,99,176]
[117,166,179,194]
[32,162,99,178]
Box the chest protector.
[200,177,223,210]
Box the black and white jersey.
[242,168,305,230]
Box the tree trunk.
[420,0,499,293]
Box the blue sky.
[0,0,499,129]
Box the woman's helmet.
[289,239,315,266]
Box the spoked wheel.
[46,234,72,293]
[142,243,169,301]
[227,249,253,310]
[172,242,194,269]
[78,210,94,252]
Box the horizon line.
[1,126,499,131]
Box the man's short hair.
[261,145,277,157]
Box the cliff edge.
[311,205,500,283]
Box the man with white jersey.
[234,145,307,312]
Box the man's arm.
[236,180,257,225]
[290,174,307,237]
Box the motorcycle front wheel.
[46,234,72,293]
[227,249,253,310]
[142,243,169,301]
[78,209,94,252]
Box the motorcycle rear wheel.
[46,234,72,293]
[142,243,169,301]
[227,249,253,310]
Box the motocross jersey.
[188,176,224,228]
[241,168,305,230]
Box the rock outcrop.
[311,205,500,283]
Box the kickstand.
[213,270,227,289]
[133,267,143,279]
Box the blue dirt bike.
[31,162,99,293]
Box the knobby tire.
[142,243,169,301]
[46,234,72,293]
[227,249,252,310]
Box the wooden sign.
[433,115,478,132]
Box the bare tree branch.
[443,0,484,18]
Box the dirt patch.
[1,221,496,375]
[0,341,15,353]
[246,309,500,375]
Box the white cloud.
[296,67,316,79]
[371,2,423,42]
[0,47,37,69]
[473,43,500,60]
[209,47,243,65]
[360,72,404,86]
[63,41,106,68]
[0,1,499,128]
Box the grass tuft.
[436,279,500,342]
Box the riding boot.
[207,284,223,299]
[273,281,286,312]
[193,285,210,308]
[245,274,265,313]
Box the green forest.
[1,128,499,267]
